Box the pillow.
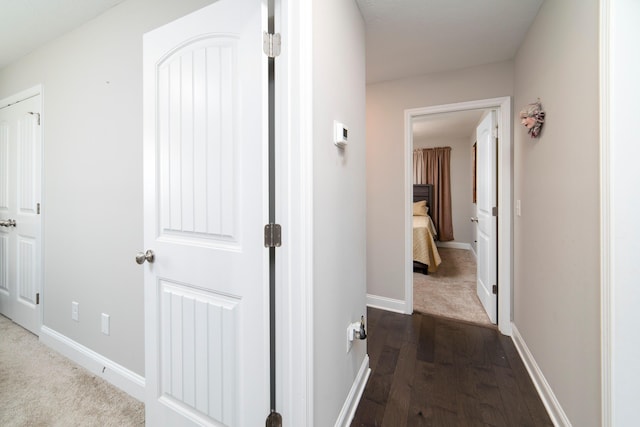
[413,200,428,216]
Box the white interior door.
[142,1,269,425]
[0,94,42,335]
[476,111,498,324]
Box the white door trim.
[599,0,640,425]
[404,96,513,335]
[599,2,612,424]
[275,0,314,425]
[0,85,42,110]
[0,84,44,335]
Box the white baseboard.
[436,241,472,250]
[470,245,478,261]
[366,294,406,313]
[511,323,571,427]
[40,326,145,402]
[334,355,371,427]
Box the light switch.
[101,313,110,335]
[72,301,79,321]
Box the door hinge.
[493,124,498,139]
[28,112,41,125]
[492,206,498,217]
[492,285,497,295]
[263,32,281,58]
[264,224,282,248]
[36,293,40,304]
[37,203,41,214]
[266,410,282,427]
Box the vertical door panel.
[143,1,268,425]
[476,112,498,324]
[0,235,7,293]
[0,123,8,209]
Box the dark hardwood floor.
[351,308,553,427]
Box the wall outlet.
[101,313,110,335]
[346,321,361,353]
[71,301,79,321]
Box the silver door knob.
[470,217,478,223]
[0,219,16,227]
[136,249,155,265]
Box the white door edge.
[404,96,513,335]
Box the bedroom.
[410,108,493,325]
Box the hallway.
[351,308,552,426]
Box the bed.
[413,184,441,274]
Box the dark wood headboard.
[413,184,434,212]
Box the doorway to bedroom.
[405,97,513,335]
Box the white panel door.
[143,1,268,426]
[476,112,497,324]
[0,95,42,335]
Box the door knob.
[0,219,16,227]
[470,217,478,223]
[136,249,155,265]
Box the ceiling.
[0,0,125,69]
[1,0,543,81]
[0,0,543,139]
[355,0,543,84]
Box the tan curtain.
[424,147,454,241]
[413,149,426,184]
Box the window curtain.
[423,147,454,241]
[413,149,426,184]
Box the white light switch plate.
[72,301,79,321]
[101,313,110,335]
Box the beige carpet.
[413,248,493,326]
[0,315,145,426]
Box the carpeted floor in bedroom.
[0,314,144,426]
[413,247,493,326]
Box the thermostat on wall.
[334,121,348,148]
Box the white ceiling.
[1,0,544,81]
[0,0,125,69]
[356,0,543,84]
[0,0,543,139]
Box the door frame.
[0,84,45,335]
[274,0,314,424]
[404,96,513,335]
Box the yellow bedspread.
[413,215,442,273]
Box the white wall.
[0,0,215,377]
[366,61,513,301]
[513,0,601,425]
[413,136,473,246]
[311,0,367,425]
